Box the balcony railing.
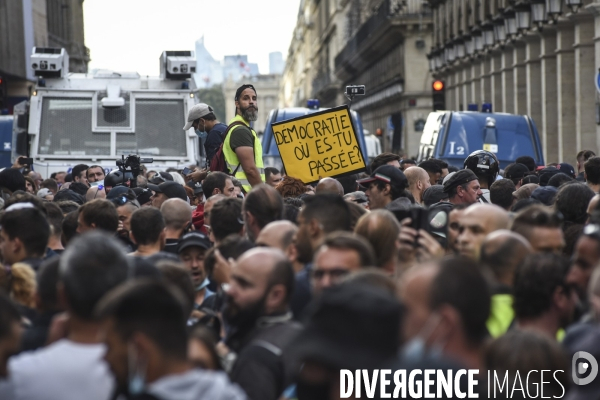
[335,0,432,70]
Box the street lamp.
[465,35,475,56]
[455,38,466,58]
[545,0,563,19]
[472,27,484,52]
[515,2,531,31]
[446,42,456,62]
[427,50,436,71]
[493,16,507,42]
[504,7,518,37]
[531,0,547,28]
[565,0,582,13]
[483,22,495,47]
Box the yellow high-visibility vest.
[223,115,265,192]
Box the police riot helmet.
[463,150,499,184]
[104,170,126,188]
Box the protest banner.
[271,105,367,183]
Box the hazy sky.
[83,0,302,76]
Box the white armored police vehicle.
[12,47,200,177]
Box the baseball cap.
[106,186,134,200]
[149,171,174,185]
[187,181,203,196]
[147,181,187,201]
[531,186,558,206]
[177,232,212,253]
[505,163,529,180]
[37,188,52,198]
[356,165,408,190]
[442,169,478,193]
[133,187,153,205]
[538,167,561,186]
[183,103,214,131]
[235,84,256,101]
[557,163,576,178]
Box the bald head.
[86,186,106,202]
[480,230,532,285]
[457,204,510,260]
[404,166,431,204]
[316,177,344,196]
[399,263,440,340]
[256,220,298,251]
[160,198,192,230]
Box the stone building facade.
[282,0,434,156]
[428,0,600,164]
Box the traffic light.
[432,80,445,111]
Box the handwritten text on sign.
[271,106,366,183]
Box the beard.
[241,104,258,122]
[295,235,314,265]
[222,292,267,329]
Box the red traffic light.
[432,80,444,91]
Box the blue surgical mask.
[195,129,208,140]
[195,277,210,291]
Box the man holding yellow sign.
[270,105,367,183]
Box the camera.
[345,85,366,96]
[116,155,153,188]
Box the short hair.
[346,201,368,230]
[60,232,128,320]
[490,179,516,210]
[243,184,283,230]
[40,179,58,193]
[555,182,595,224]
[0,207,50,258]
[130,207,165,245]
[69,182,88,196]
[511,205,562,242]
[196,112,216,122]
[577,149,596,163]
[371,179,411,202]
[370,152,400,173]
[37,257,61,311]
[202,172,230,198]
[96,280,188,359]
[62,210,79,246]
[264,167,280,182]
[418,158,448,175]
[204,235,255,278]
[354,210,399,268]
[336,174,359,195]
[3,191,45,211]
[301,193,352,233]
[71,164,89,180]
[210,197,243,242]
[430,257,490,344]
[480,232,531,282]
[43,202,64,237]
[55,200,80,214]
[547,173,574,188]
[0,168,26,193]
[513,253,570,319]
[268,257,295,304]
[79,199,119,233]
[585,156,600,185]
[317,232,376,267]
[515,156,536,172]
[160,199,192,230]
[86,165,104,179]
[0,293,21,340]
[447,181,471,199]
[156,261,195,317]
[275,175,309,198]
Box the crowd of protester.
[0,148,600,399]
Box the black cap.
[422,184,449,206]
[531,186,558,206]
[149,171,174,185]
[356,165,408,190]
[133,187,152,205]
[177,232,211,253]
[106,186,135,200]
[505,163,529,180]
[538,167,561,187]
[557,162,576,178]
[53,189,85,205]
[147,181,187,201]
[442,169,478,193]
[235,84,257,101]
[289,283,401,370]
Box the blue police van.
[417,111,545,169]
[261,102,369,172]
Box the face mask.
[296,380,331,400]
[401,313,444,363]
[195,277,210,291]
[195,129,208,140]
[128,344,146,396]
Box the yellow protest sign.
[271,105,366,183]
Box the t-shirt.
[229,125,254,151]
[0,339,114,400]
[163,238,179,254]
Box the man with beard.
[223,84,265,193]
[223,247,301,400]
